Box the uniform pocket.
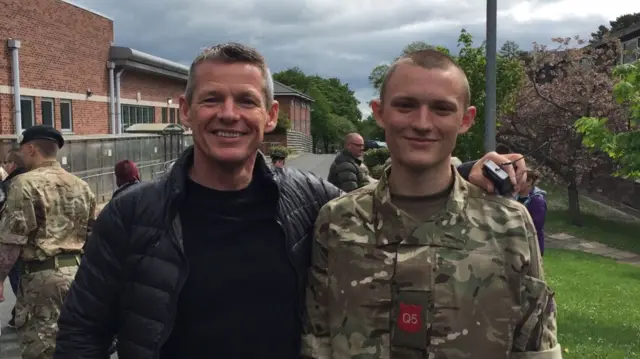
[512,276,556,352]
[428,248,516,359]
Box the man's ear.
[178,95,191,129]
[265,100,279,133]
[371,99,385,130]
[458,106,476,135]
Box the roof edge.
[62,0,113,21]
[110,46,189,75]
[274,81,315,102]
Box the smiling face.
[372,59,476,171]
[180,61,278,166]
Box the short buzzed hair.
[32,139,59,158]
[185,42,275,108]
[380,49,471,107]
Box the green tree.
[576,61,640,178]
[357,114,385,141]
[590,12,640,43]
[367,29,525,161]
[274,67,363,152]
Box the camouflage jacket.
[0,161,96,261]
[302,168,561,359]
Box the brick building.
[0,0,313,151]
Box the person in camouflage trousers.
[302,50,561,359]
[0,125,96,359]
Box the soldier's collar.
[32,160,60,170]
[372,165,469,246]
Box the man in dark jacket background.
[54,42,531,359]
[0,148,26,327]
[327,132,370,192]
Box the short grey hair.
[185,42,274,108]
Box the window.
[20,96,34,130]
[170,108,176,123]
[162,107,168,123]
[121,105,155,128]
[40,98,54,127]
[60,100,73,131]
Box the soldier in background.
[302,50,560,358]
[0,125,96,359]
[0,148,28,326]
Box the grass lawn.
[541,183,640,254]
[545,249,640,359]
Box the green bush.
[363,148,390,168]
[370,164,385,180]
[270,145,291,159]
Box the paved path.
[546,233,640,266]
[287,153,335,179]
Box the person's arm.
[0,180,35,282]
[301,203,333,359]
[54,200,127,358]
[511,210,562,359]
[527,197,547,255]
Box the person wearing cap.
[0,125,96,359]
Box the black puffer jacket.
[54,146,342,359]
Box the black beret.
[19,125,64,148]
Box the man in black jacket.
[327,132,369,192]
[54,42,530,359]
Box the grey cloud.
[72,0,624,115]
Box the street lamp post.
[484,0,497,152]
[167,98,173,123]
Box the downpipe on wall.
[8,39,22,135]
[108,62,116,135]
[115,68,124,134]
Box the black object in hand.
[482,160,514,196]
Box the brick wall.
[0,0,187,135]
[277,95,312,138]
[0,0,114,135]
[119,71,185,124]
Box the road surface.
[0,153,335,358]
[287,153,335,179]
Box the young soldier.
[302,50,561,359]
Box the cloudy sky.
[70,0,639,117]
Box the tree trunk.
[323,138,330,153]
[567,179,582,226]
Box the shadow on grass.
[546,210,640,254]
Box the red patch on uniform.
[397,302,423,333]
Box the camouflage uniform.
[302,167,561,359]
[0,161,96,359]
[359,161,376,186]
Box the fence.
[0,133,193,204]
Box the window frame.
[19,96,35,131]
[60,99,73,132]
[41,97,55,127]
